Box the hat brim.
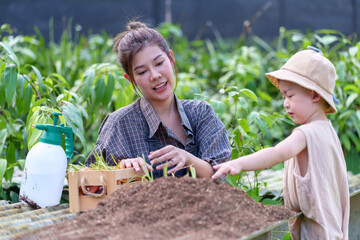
[266,69,337,114]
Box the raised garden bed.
[14,176,295,240]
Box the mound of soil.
[19,177,294,240]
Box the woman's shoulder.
[180,99,212,111]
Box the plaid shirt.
[86,94,231,177]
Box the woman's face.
[129,45,175,105]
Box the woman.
[86,21,231,178]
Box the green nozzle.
[37,112,74,160]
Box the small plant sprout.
[162,161,169,177]
[140,154,154,182]
[90,146,113,170]
[189,165,196,179]
[111,154,122,169]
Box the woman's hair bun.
[127,21,147,31]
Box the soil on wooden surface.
[18,177,295,240]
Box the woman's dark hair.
[113,21,177,94]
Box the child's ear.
[311,91,321,103]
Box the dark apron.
[144,118,198,179]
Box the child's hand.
[212,161,242,179]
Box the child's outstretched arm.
[212,129,306,179]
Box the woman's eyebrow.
[153,54,163,61]
[133,54,163,71]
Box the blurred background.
[1,0,360,203]
[1,0,359,42]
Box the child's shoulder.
[297,120,332,130]
[294,120,336,139]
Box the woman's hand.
[212,161,242,179]
[120,157,153,173]
[148,145,190,175]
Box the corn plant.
[1,21,360,204]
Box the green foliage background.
[0,21,359,202]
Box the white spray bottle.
[19,112,73,208]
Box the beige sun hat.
[265,46,339,114]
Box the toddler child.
[212,47,349,240]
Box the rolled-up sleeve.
[193,101,231,166]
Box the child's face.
[131,45,175,104]
[278,80,315,124]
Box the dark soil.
[18,177,294,240]
[19,195,41,209]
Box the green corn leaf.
[5,142,15,182]
[3,64,18,106]
[239,97,248,112]
[17,159,25,171]
[224,86,238,93]
[23,84,33,114]
[252,35,273,52]
[10,191,19,202]
[115,83,134,109]
[29,65,43,93]
[247,111,259,126]
[346,93,358,108]
[26,108,41,134]
[15,75,26,114]
[260,114,273,129]
[314,35,338,46]
[0,159,6,184]
[78,104,89,121]
[27,115,47,149]
[48,73,69,88]
[239,88,258,102]
[340,134,351,151]
[0,42,20,67]
[81,69,95,98]
[102,73,115,107]
[62,101,84,132]
[232,128,243,147]
[337,61,345,82]
[0,73,5,108]
[343,84,360,93]
[62,101,85,147]
[346,129,360,151]
[228,91,239,99]
[281,117,295,126]
[352,114,360,142]
[0,129,7,154]
[225,173,240,187]
[257,118,268,137]
[237,118,250,133]
[94,76,105,105]
[17,75,26,98]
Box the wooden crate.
[68,168,142,213]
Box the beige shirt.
[283,120,349,240]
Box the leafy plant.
[1,21,359,204]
